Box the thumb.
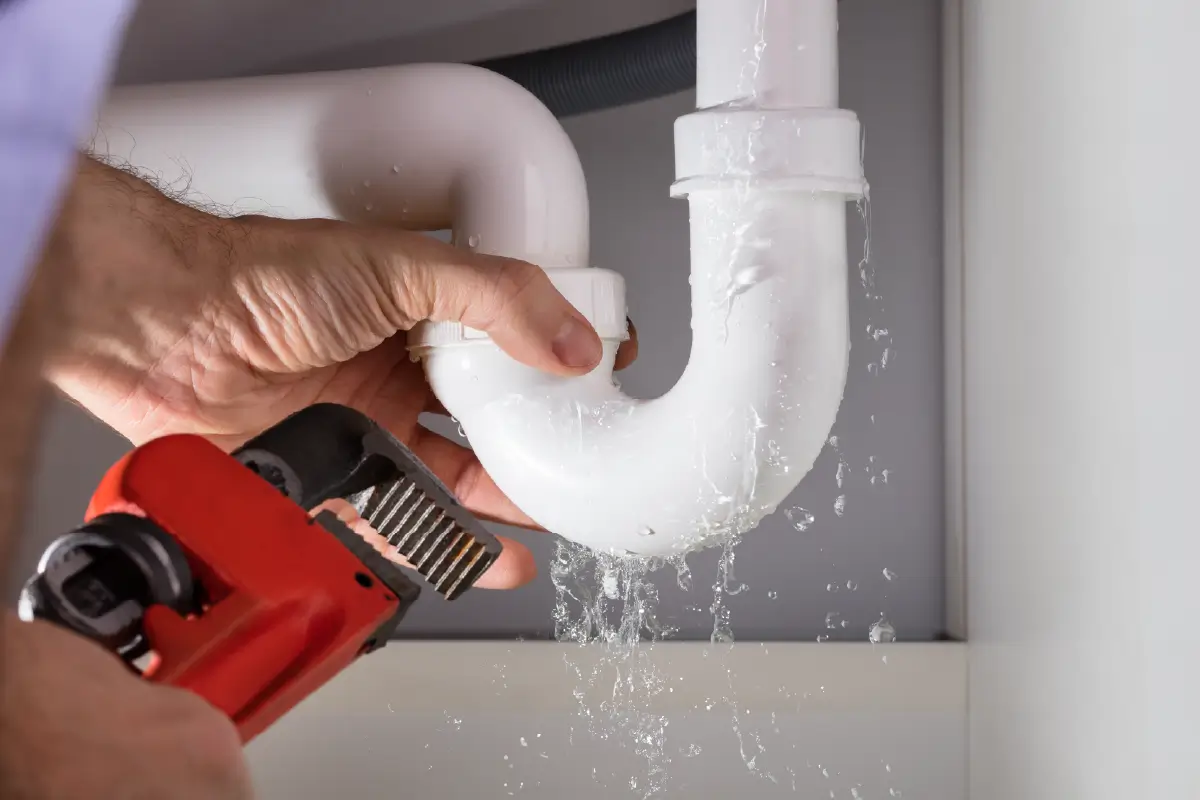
[390,236,604,375]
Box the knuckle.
[495,259,543,299]
[490,260,548,321]
[464,258,543,332]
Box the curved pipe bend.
[424,190,853,559]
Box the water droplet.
[846,580,858,591]
[767,590,778,600]
[673,556,693,591]
[364,203,373,212]
[784,506,814,531]
[638,526,655,536]
[870,414,876,425]
[519,737,527,747]
[872,327,890,340]
[834,494,846,516]
[362,179,371,188]
[391,164,400,173]
[882,468,891,483]
[881,348,891,368]
[882,567,896,581]
[816,634,829,643]
[601,569,619,599]
[869,617,896,644]
[503,754,509,761]
[825,612,841,629]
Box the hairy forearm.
[50,158,235,376]
[44,157,256,438]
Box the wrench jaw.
[349,478,498,601]
[233,404,503,602]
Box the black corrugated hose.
[473,11,697,118]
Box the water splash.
[551,540,678,798]
[710,536,743,645]
[550,526,788,796]
[783,506,815,531]
[869,616,897,644]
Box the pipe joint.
[672,108,866,199]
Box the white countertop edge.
[279,642,968,716]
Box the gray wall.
[14,0,945,642]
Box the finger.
[408,427,545,531]
[614,316,639,371]
[313,500,537,589]
[466,535,537,589]
[382,234,603,376]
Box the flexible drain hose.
[474,11,696,118]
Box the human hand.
[47,158,637,588]
[0,613,253,799]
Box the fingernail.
[551,316,602,369]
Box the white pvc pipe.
[93,0,864,558]
[94,64,588,267]
[696,0,839,109]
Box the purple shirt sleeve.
[0,0,133,343]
